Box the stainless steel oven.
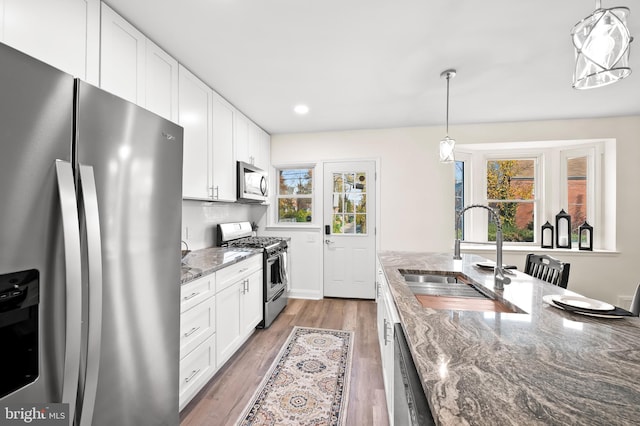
[217,222,288,328]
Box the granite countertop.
[180,247,261,284]
[378,250,640,426]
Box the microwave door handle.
[260,175,267,196]
[77,165,104,426]
[55,160,82,424]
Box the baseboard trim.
[288,289,323,300]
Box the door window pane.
[332,171,367,234]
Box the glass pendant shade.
[439,136,455,163]
[439,69,456,163]
[572,5,633,89]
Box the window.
[486,158,536,242]
[276,167,313,223]
[455,139,614,250]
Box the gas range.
[217,222,289,328]
[225,236,287,253]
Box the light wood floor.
[179,298,389,426]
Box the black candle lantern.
[579,221,593,251]
[541,221,554,248]
[555,209,571,249]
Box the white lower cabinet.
[377,259,398,425]
[215,255,263,368]
[179,255,263,411]
[179,274,216,410]
[179,333,216,411]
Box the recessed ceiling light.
[294,104,309,115]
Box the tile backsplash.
[181,200,267,250]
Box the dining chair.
[524,253,570,289]
[630,284,640,316]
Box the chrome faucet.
[454,204,511,290]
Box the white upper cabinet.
[100,3,145,104]
[144,39,179,121]
[179,65,212,200]
[0,0,100,82]
[234,111,270,172]
[100,3,178,121]
[234,112,251,165]
[211,92,236,202]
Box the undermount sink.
[398,269,521,313]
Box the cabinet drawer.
[179,334,216,411]
[216,255,262,292]
[180,295,216,359]
[181,273,215,313]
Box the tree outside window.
[277,168,313,223]
[486,159,535,242]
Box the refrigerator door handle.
[78,165,103,426]
[54,160,82,424]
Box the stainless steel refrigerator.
[0,42,183,425]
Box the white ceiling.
[105,0,640,135]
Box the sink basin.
[398,269,521,313]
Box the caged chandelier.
[571,0,633,89]
[439,69,456,163]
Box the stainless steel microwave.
[237,161,268,203]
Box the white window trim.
[269,163,319,228]
[457,139,616,251]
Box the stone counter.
[378,251,640,426]
[180,247,261,284]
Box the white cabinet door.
[234,111,251,165]
[0,0,97,80]
[215,281,242,368]
[255,128,271,172]
[241,269,263,335]
[179,65,212,200]
[100,3,145,104]
[145,39,178,121]
[211,92,236,202]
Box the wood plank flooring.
[179,298,389,426]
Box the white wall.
[268,115,640,306]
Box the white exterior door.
[323,161,376,299]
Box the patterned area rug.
[237,326,354,426]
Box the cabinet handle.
[185,369,201,383]
[183,292,199,301]
[214,186,219,199]
[208,186,213,199]
[238,268,249,274]
[383,318,388,345]
[184,326,201,337]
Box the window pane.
[278,197,312,223]
[488,202,534,242]
[331,171,368,235]
[455,161,464,238]
[487,159,535,201]
[279,168,313,195]
[567,156,587,242]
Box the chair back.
[524,253,570,288]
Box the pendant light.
[571,0,633,89]
[439,69,456,163]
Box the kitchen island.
[378,251,640,426]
